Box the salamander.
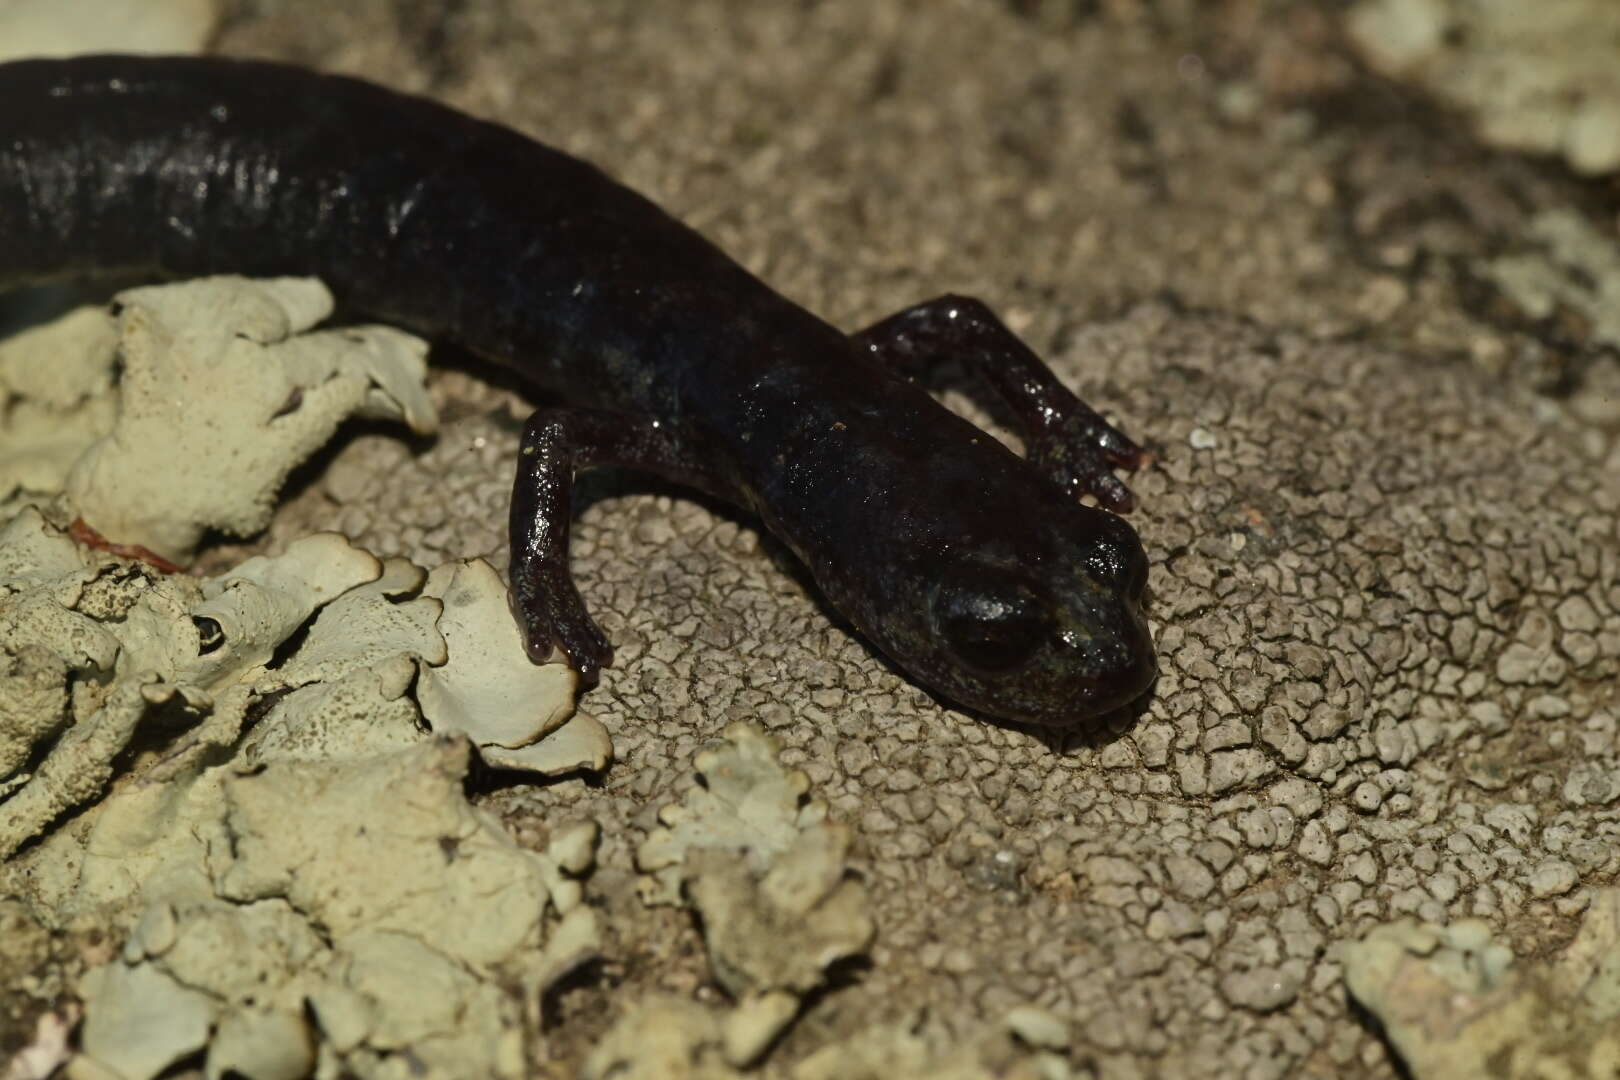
[0,55,1155,726]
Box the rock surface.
[5,3,1620,1078]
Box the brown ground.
[8,1,1620,1077]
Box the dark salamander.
[0,55,1154,726]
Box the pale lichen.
[0,308,118,507]
[633,723,875,1067]
[0,524,389,859]
[1,277,596,860]
[1,276,610,1078]
[1477,208,1620,362]
[1342,890,1620,1079]
[1346,0,1620,175]
[582,999,1077,1080]
[581,996,742,1080]
[637,722,835,905]
[790,1008,1074,1080]
[418,559,609,776]
[68,738,600,1080]
[0,0,217,63]
[65,276,435,564]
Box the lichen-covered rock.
[791,1008,1073,1080]
[1347,0,1620,175]
[0,309,118,506]
[1476,209,1620,366]
[635,723,875,1065]
[584,998,1075,1080]
[64,276,436,564]
[69,737,600,1080]
[1,277,597,858]
[0,276,611,1075]
[581,996,744,1080]
[1342,891,1620,1079]
[637,722,834,905]
[684,831,872,1002]
[0,0,218,62]
[418,558,609,775]
[2,521,594,892]
[0,527,387,859]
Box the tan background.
[11,0,1620,1076]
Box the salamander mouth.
[1072,609,1157,716]
[1049,595,1166,722]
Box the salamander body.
[0,55,1154,726]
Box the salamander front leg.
[851,294,1146,512]
[509,407,729,686]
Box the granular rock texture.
[5,1,1620,1078]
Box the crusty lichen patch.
[1346,0,1620,176]
[65,737,600,1080]
[67,276,436,563]
[419,559,610,775]
[1,278,601,859]
[790,1007,1073,1080]
[592,725,1063,1078]
[581,996,741,1080]
[2,276,437,554]
[0,509,589,860]
[0,307,119,505]
[1342,889,1620,1079]
[582,997,1076,1080]
[1,276,612,1077]
[633,723,875,1067]
[1476,208,1620,377]
[0,0,217,63]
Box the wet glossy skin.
[0,55,1154,727]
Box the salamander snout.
[924,515,1154,726]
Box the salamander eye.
[933,572,1051,674]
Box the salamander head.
[833,495,1155,728]
[918,506,1154,725]
[742,356,1154,727]
[914,513,1153,724]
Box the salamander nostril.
[1083,513,1149,595]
